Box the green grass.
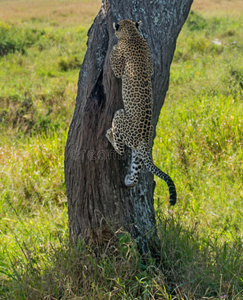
[0,4,242,299]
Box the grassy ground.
[0,0,242,299]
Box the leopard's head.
[113,19,141,39]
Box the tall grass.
[0,1,242,299]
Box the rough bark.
[64,0,193,253]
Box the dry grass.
[0,0,101,26]
[192,0,243,16]
[1,0,242,24]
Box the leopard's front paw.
[106,128,114,144]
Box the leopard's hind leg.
[106,109,125,156]
[125,149,143,188]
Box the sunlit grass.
[154,93,243,242]
[0,0,101,27]
[192,0,243,16]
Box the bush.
[58,55,81,72]
[0,22,45,56]
[186,11,207,31]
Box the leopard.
[106,19,177,206]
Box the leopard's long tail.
[143,157,177,206]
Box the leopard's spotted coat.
[106,20,177,205]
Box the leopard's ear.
[135,20,142,29]
[113,22,120,31]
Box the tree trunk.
[64,0,193,253]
